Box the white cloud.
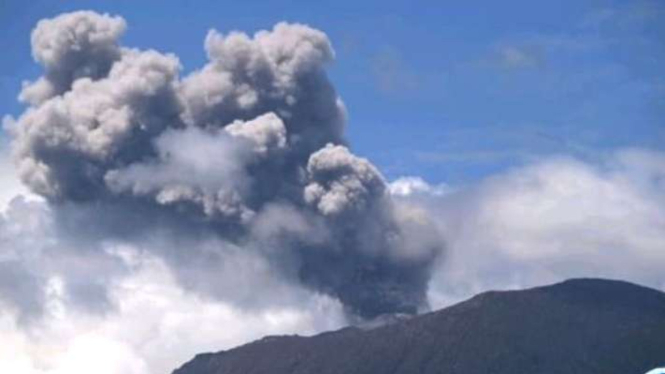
[0,246,344,374]
[492,45,544,69]
[0,135,35,213]
[389,176,451,197]
[394,149,665,308]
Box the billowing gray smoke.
[8,11,444,320]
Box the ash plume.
[7,11,444,320]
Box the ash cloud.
[6,11,444,320]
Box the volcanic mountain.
[172,278,665,374]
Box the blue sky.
[2,0,663,184]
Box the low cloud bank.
[391,149,665,306]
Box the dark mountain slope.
[172,278,665,374]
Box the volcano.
[172,278,665,374]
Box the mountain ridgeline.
[172,279,665,374]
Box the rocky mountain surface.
[172,278,665,374]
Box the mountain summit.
[172,278,665,374]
